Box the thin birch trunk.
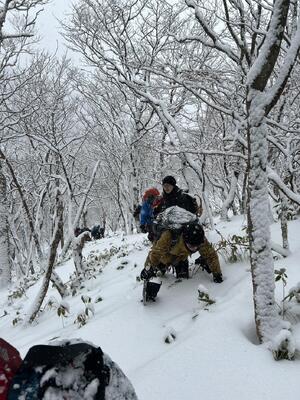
[60,161,100,261]
[27,191,64,324]
[221,172,239,221]
[0,160,10,288]
[0,150,43,261]
[73,231,91,275]
[279,192,289,250]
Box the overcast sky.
[36,0,73,55]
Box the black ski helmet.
[182,223,204,246]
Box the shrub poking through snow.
[57,301,70,327]
[275,268,288,319]
[8,287,25,302]
[164,327,177,344]
[215,229,249,263]
[74,295,95,328]
[8,275,39,304]
[270,328,295,361]
[198,285,215,306]
[285,282,300,303]
[74,311,89,327]
[279,282,300,324]
[45,296,59,310]
[95,295,103,303]
[12,311,22,326]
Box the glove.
[213,273,223,283]
[140,267,156,280]
[194,256,201,265]
[140,224,148,233]
[195,256,211,274]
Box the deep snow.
[1,216,300,399]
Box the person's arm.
[198,237,222,276]
[140,202,150,225]
[146,230,173,267]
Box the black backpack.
[8,341,137,400]
[181,191,198,215]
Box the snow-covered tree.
[0,159,10,288]
[185,0,300,356]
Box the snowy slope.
[1,216,300,400]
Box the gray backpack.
[153,206,199,242]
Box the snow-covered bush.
[215,230,249,263]
[74,295,95,328]
[270,328,295,361]
[198,284,216,306]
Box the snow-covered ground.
[1,216,300,400]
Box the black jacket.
[154,186,197,216]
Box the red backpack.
[0,339,22,400]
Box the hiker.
[140,187,161,241]
[91,225,105,240]
[154,175,202,265]
[140,219,223,301]
[154,175,198,216]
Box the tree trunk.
[279,192,289,250]
[50,271,67,298]
[0,161,10,288]
[247,122,281,343]
[220,171,239,221]
[27,191,64,324]
[0,150,43,262]
[73,231,91,275]
[60,161,99,260]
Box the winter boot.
[141,267,162,304]
[175,260,189,279]
[145,279,162,302]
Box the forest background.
[1,0,300,361]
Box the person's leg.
[145,280,162,301]
[174,259,189,279]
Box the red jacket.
[0,339,22,399]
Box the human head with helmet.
[182,222,204,252]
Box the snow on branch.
[263,20,300,114]
[246,0,290,92]
[185,0,240,64]
[152,146,247,160]
[267,166,300,205]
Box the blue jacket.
[140,200,154,225]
